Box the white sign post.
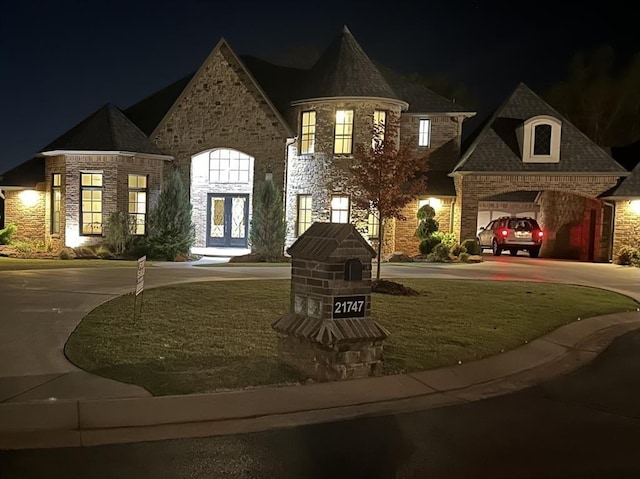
[133,255,146,320]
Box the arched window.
[533,124,552,156]
[208,149,252,183]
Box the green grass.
[0,257,143,271]
[65,279,639,396]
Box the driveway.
[0,257,638,403]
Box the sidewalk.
[2,310,638,450]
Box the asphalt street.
[2,326,640,478]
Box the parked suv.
[477,217,543,257]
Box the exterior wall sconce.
[418,197,442,211]
[19,190,40,207]
[630,199,640,214]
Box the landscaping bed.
[65,279,639,395]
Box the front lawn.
[0,257,142,271]
[65,279,639,395]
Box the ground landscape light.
[630,200,640,214]
[19,190,40,207]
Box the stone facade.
[152,42,290,249]
[612,200,640,258]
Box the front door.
[206,194,249,247]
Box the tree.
[350,113,428,279]
[545,47,640,147]
[146,168,195,261]
[249,177,286,261]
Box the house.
[1,26,637,261]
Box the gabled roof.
[607,162,640,198]
[301,26,399,101]
[454,83,628,174]
[287,222,376,260]
[0,157,45,188]
[42,103,166,155]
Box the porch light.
[418,197,442,211]
[630,200,640,214]
[19,190,39,207]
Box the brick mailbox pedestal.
[272,223,389,382]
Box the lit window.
[209,149,251,183]
[51,174,61,234]
[300,111,316,155]
[80,173,103,235]
[331,195,350,223]
[533,124,552,155]
[296,194,312,236]
[367,213,379,239]
[418,119,431,147]
[128,175,147,235]
[334,109,354,155]
[372,110,386,148]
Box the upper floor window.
[300,111,316,155]
[521,115,562,163]
[331,195,350,223]
[418,119,431,147]
[51,173,61,235]
[334,109,354,155]
[80,172,103,235]
[128,174,148,235]
[209,149,251,183]
[296,194,312,237]
[533,124,552,156]
[372,110,386,148]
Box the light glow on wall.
[630,200,640,214]
[65,229,84,248]
[418,197,442,211]
[19,190,40,207]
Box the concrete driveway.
[0,256,638,403]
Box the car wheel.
[492,239,502,256]
[529,248,540,258]
[509,249,518,256]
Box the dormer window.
[520,115,562,163]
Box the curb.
[1,311,639,450]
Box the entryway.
[206,194,249,247]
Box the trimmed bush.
[419,236,441,255]
[450,243,467,257]
[462,238,482,255]
[428,242,452,262]
[458,252,471,263]
[415,205,438,240]
[59,248,74,260]
[432,231,457,247]
[0,223,17,245]
[105,212,135,256]
[616,245,640,267]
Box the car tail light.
[501,229,508,237]
[538,231,544,238]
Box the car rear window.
[508,219,539,230]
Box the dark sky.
[0,0,636,174]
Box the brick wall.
[3,188,45,242]
[613,200,640,258]
[152,42,289,250]
[394,197,455,255]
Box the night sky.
[1,0,636,174]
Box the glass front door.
[206,194,249,247]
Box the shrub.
[450,243,467,257]
[418,236,441,255]
[415,205,438,240]
[96,245,114,259]
[0,223,17,245]
[13,241,33,254]
[616,245,640,267]
[462,238,482,255]
[458,252,471,263]
[105,212,135,256]
[73,246,99,259]
[428,242,452,262]
[432,231,457,247]
[59,248,74,260]
[146,169,195,261]
[249,178,286,261]
[125,236,150,259]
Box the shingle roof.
[0,157,45,188]
[43,103,166,155]
[125,75,193,136]
[301,26,399,100]
[425,170,456,196]
[377,64,468,113]
[607,162,640,197]
[455,83,628,174]
[287,222,376,260]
